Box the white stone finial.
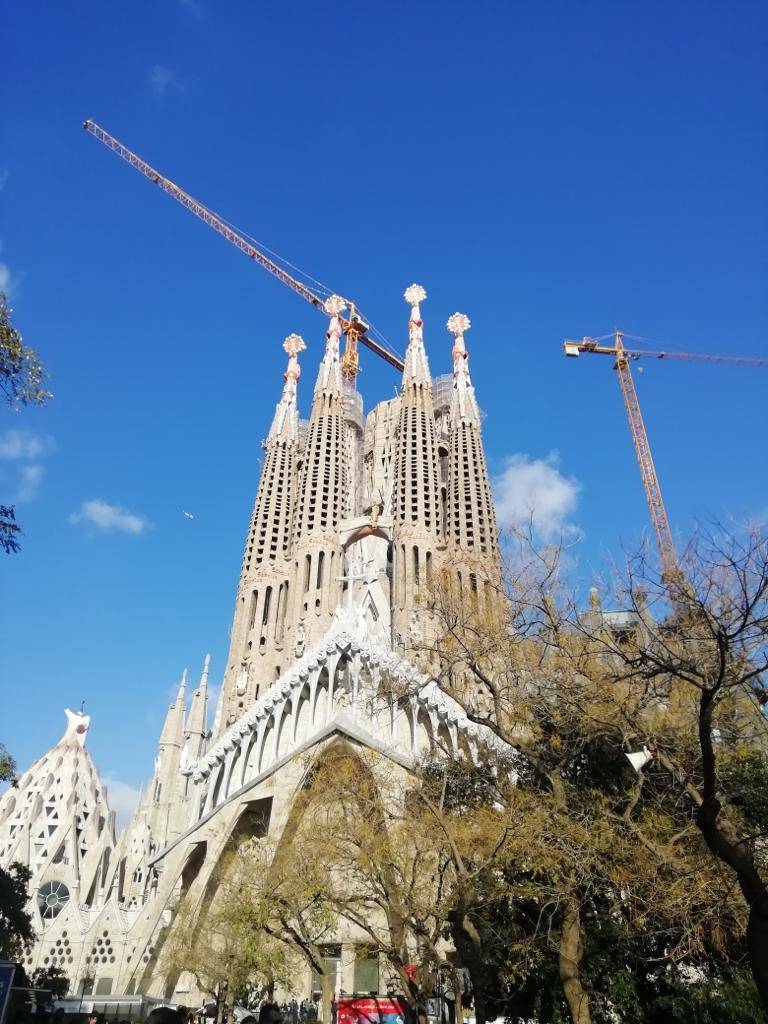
[282,334,305,392]
[446,312,471,338]
[63,708,90,748]
[283,333,306,359]
[404,284,427,308]
[323,294,347,317]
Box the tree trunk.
[746,899,768,1013]
[696,690,768,1013]
[558,895,591,1024]
[447,910,486,1024]
[215,984,227,1024]
[320,973,333,1024]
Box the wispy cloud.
[15,465,43,502]
[68,499,150,535]
[0,250,13,297]
[0,430,55,460]
[0,431,55,503]
[493,452,581,539]
[102,774,142,832]
[149,64,185,101]
[0,240,16,297]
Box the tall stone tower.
[445,313,499,587]
[288,297,350,651]
[391,286,442,642]
[211,285,501,733]
[219,334,306,727]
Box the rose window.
[37,880,70,920]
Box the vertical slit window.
[262,586,272,627]
[316,551,325,590]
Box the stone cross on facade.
[336,559,372,609]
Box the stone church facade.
[0,286,505,1002]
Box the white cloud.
[493,452,580,538]
[0,240,15,297]
[68,499,150,535]
[14,464,43,502]
[207,681,221,713]
[149,64,185,100]
[102,775,141,832]
[0,431,54,503]
[0,430,54,460]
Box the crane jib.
[83,119,405,373]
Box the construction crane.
[564,330,768,578]
[82,119,404,381]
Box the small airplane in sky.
[182,511,195,519]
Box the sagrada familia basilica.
[0,287,507,1002]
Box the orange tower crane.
[564,331,768,577]
[82,120,404,380]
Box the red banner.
[337,998,407,1024]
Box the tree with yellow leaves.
[403,525,765,1022]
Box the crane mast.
[82,119,404,376]
[613,332,677,576]
[564,330,767,578]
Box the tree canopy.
[0,292,51,409]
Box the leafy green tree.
[0,861,35,959]
[161,848,300,1023]
[0,747,33,960]
[0,741,16,781]
[576,525,768,1012]
[410,527,766,1023]
[30,965,70,999]
[1,291,51,554]
[0,292,51,409]
[0,505,21,554]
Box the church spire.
[391,283,442,644]
[288,298,350,650]
[184,654,209,744]
[219,334,307,727]
[312,294,345,396]
[447,312,481,424]
[268,333,306,442]
[293,298,349,544]
[392,283,441,534]
[402,284,432,384]
[445,312,498,563]
[159,669,187,748]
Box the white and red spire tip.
[323,294,347,317]
[404,283,427,309]
[446,312,471,338]
[283,333,306,359]
[282,334,305,386]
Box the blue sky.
[1,1,766,826]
